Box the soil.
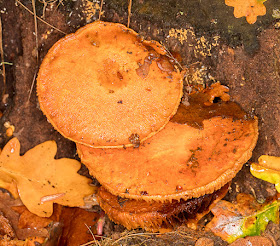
[0,0,279,245]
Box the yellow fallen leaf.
[225,0,267,24]
[207,193,279,243]
[250,155,280,192]
[0,138,95,217]
[258,155,280,170]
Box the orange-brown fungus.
[97,184,229,231]
[77,87,258,202]
[37,21,183,148]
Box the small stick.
[98,0,104,20]
[0,17,6,98]
[15,0,67,35]
[127,0,132,28]
[32,0,39,60]
[27,70,37,102]
[84,223,101,246]
[28,0,39,102]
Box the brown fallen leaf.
[12,204,101,245]
[58,207,100,246]
[0,138,96,217]
[1,189,101,244]
[0,190,49,240]
[206,193,280,243]
[12,204,62,229]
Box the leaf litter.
[207,193,280,243]
[251,155,280,192]
[0,137,96,217]
[206,155,280,243]
[0,0,280,245]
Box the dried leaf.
[250,155,280,192]
[0,235,45,246]
[225,0,267,24]
[0,138,95,217]
[12,205,62,229]
[0,235,25,246]
[0,212,15,237]
[0,191,50,240]
[58,207,100,245]
[206,193,280,243]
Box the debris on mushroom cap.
[201,82,230,105]
[37,21,183,148]
[77,89,258,202]
[171,84,251,129]
[96,184,229,231]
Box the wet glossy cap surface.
[77,95,258,202]
[37,21,183,148]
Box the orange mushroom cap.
[77,90,258,202]
[37,21,183,148]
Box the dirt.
[0,0,279,245]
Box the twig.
[54,0,64,12]
[39,0,63,18]
[162,44,183,70]
[15,0,67,35]
[175,231,198,240]
[160,43,191,85]
[127,0,132,28]
[83,223,101,246]
[80,236,107,246]
[111,232,162,245]
[0,16,6,98]
[40,0,48,19]
[31,0,39,63]
[98,0,104,20]
[26,0,39,102]
[27,69,38,102]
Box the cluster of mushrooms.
[37,21,259,231]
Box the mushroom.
[37,21,183,148]
[37,21,258,231]
[76,86,258,230]
[96,184,230,231]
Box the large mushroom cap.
[37,21,183,148]
[77,91,258,202]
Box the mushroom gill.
[97,184,230,231]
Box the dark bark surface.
[0,0,279,245]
